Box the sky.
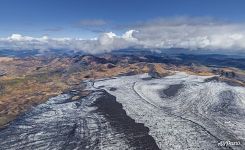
[1,0,245,53]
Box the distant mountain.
[1,48,244,69]
[0,49,40,57]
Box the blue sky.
[1,0,245,53]
[1,0,245,38]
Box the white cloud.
[0,31,139,54]
[130,17,245,51]
[1,18,245,54]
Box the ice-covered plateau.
[0,72,244,150]
[94,72,245,150]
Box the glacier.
[0,72,244,150]
[94,72,245,150]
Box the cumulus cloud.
[0,31,137,54]
[131,17,245,51]
[1,17,245,54]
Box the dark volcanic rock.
[218,70,236,78]
[205,76,220,82]
[118,71,138,76]
[0,84,4,94]
[106,63,116,68]
[109,87,117,91]
[161,84,184,97]
[92,91,160,150]
[0,71,6,76]
[148,64,161,78]
[80,55,108,64]
[148,71,161,79]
